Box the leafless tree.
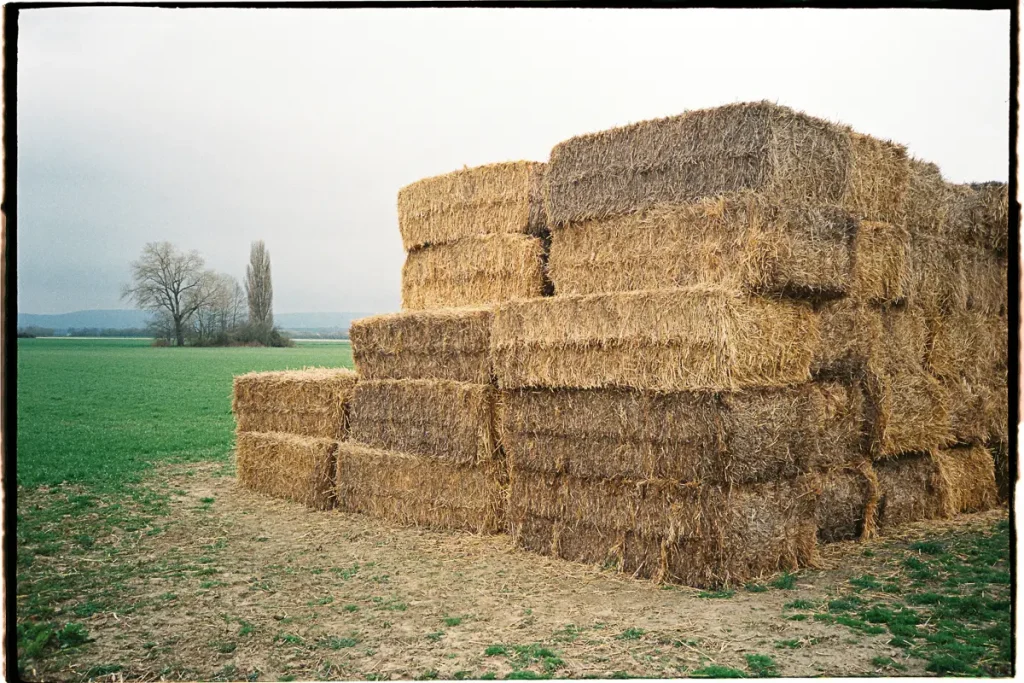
[192,273,245,343]
[246,240,273,334]
[120,242,218,347]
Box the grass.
[16,338,354,488]
[799,520,1011,676]
[16,338,353,675]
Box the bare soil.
[21,461,1008,681]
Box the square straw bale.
[492,286,818,392]
[335,443,505,534]
[349,306,493,383]
[547,192,855,299]
[811,462,879,543]
[348,379,496,466]
[989,441,1011,503]
[544,101,908,226]
[718,381,866,483]
[401,234,547,310]
[497,387,719,482]
[235,431,338,510]
[811,300,883,379]
[904,235,1006,316]
[232,368,358,439]
[508,472,819,587]
[947,181,1010,255]
[851,220,910,303]
[897,158,955,239]
[397,161,547,251]
[875,446,998,530]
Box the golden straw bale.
[897,158,954,238]
[547,192,855,299]
[335,443,505,534]
[932,445,999,516]
[349,379,495,466]
[851,220,910,303]
[401,234,547,310]
[349,306,493,383]
[904,234,1006,316]
[508,472,819,588]
[235,431,338,510]
[492,287,818,392]
[544,101,909,226]
[232,368,358,439]
[397,161,546,250]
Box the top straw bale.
[232,368,358,440]
[398,161,547,251]
[544,101,908,226]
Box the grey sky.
[16,7,1010,315]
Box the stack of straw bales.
[232,368,358,510]
[236,101,1008,588]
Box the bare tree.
[121,242,218,347]
[246,240,273,335]
[193,273,245,343]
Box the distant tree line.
[17,326,152,338]
[121,240,292,348]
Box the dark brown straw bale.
[811,462,878,543]
[349,306,493,383]
[335,443,505,534]
[401,234,547,310]
[491,286,818,392]
[498,387,718,482]
[235,431,338,510]
[544,101,908,227]
[851,220,910,303]
[989,441,1011,503]
[811,300,883,379]
[874,452,946,529]
[232,368,358,439]
[348,379,496,466]
[547,192,854,299]
[946,181,1010,255]
[397,161,546,251]
[508,472,819,587]
[718,381,865,483]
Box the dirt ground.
[20,461,1010,681]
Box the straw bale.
[811,300,882,378]
[492,287,818,392]
[547,192,855,299]
[235,431,338,510]
[335,443,504,534]
[904,234,1006,315]
[402,234,547,310]
[349,307,492,383]
[397,161,546,250]
[990,441,1011,503]
[811,462,878,543]
[232,368,358,439]
[875,446,998,529]
[498,387,718,482]
[348,379,495,466]
[544,101,908,227]
[508,472,818,587]
[851,220,910,303]
[947,181,1010,255]
[874,452,945,528]
[897,159,953,238]
[932,445,998,515]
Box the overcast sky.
[16,7,1010,315]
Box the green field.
[17,338,354,489]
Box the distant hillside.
[18,309,153,330]
[18,310,374,333]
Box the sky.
[15,7,1011,315]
